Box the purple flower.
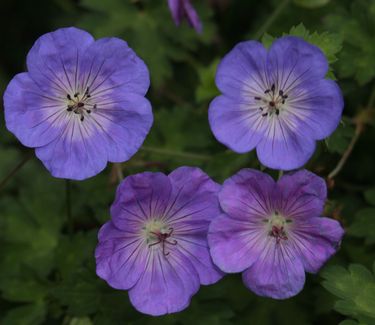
[95,167,223,315]
[168,0,202,33]
[3,27,152,180]
[209,36,344,170]
[208,169,344,299]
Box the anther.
[254,96,261,100]
[262,113,268,117]
[67,106,73,112]
[271,84,275,92]
[264,89,270,94]
[74,92,79,98]
[67,94,72,100]
[87,110,91,114]
[259,107,264,111]
[276,109,280,115]
[269,101,275,107]
[77,102,84,108]
[279,90,284,96]
[80,116,84,122]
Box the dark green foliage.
[0,0,374,324]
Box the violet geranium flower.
[4,27,152,180]
[168,0,202,33]
[95,167,223,315]
[208,169,344,299]
[209,36,344,170]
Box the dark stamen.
[282,95,288,99]
[264,89,270,94]
[74,92,79,98]
[279,90,284,96]
[282,100,285,104]
[254,96,261,100]
[80,116,84,122]
[67,94,72,100]
[271,84,275,92]
[259,107,264,111]
[77,102,84,108]
[87,110,91,114]
[262,113,268,117]
[276,109,280,115]
[269,101,275,107]
[67,106,73,112]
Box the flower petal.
[215,41,268,98]
[286,78,344,140]
[111,172,172,229]
[182,0,202,33]
[35,117,108,180]
[242,241,305,299]
[81,37,150,96]
[26,27,94,94]
[267,36,328,88]
[95,221,147,290]
[256,118,316,170]
[219,168,276,220]
[4,73,65,147]
[276,169,327,219]
[176,232,223,285]
[209,95,267,153]
[166,166,221,224]
[290,216,344,273]
[92,93,153,163]
[128,249,200,316]
[208,214,267,273]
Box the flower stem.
[0,152,33,191]
[327,122,363,180]
[141,146,211,161]
[253,0,292,40]
[66,179,73,236]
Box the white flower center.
[254,83,288,117]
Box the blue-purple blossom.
[209,36,344,170]
[208,169,344,299]
[95,167,223,316]
[3,27,153,180]
[168,0,202,33]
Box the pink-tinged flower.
[168,0,202,33]
[209,36,344,170]
[95,167,223,316]
[208,169,344,299]
[3,27,153,180]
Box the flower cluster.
[3,24,345,317]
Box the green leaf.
[326,119,355,154]
[325,0,375,84]
[365,188,375,206]
[1,302,46,325]
[294,0,331,9]
[195,59,220,103]
[321,264,375,323]
[348,208,375,244]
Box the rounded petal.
[111,172,172,229]
[256,119,316,170]
[93,93,153,163]
[35,117,108,180]
[209,95,267,153]
[95,221,147,290]
[219,169,276,220]
[4,73,64,147]
[208,214,268,273]
[267,36,328,86]
[215,41,268,98]
[277,169,327,219]
[286,79,344,140]
[290,217,344,273]
[167,166,221,224]
[242,241,306,299]
[81,37,150,96]
[176,231,223,285]
[26,27,94,93]
[128,249,200,316]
